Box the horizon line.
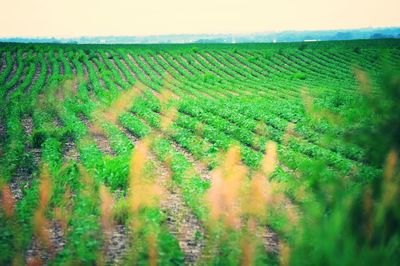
[1,26,399,39]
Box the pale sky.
[1,0,399,37]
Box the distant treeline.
[1,27,399,44]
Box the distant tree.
[371,33,386,39]
[334,32,353,40]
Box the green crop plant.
[0,39,399,265]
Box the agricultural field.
[0,39,399,265]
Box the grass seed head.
[384,149,398,181]
[282,122,296,145]
[262,141,278,178]
[301,89,314,116]
[147,233,158,266]
[100,184,115,236]
[1,185,14,217]
[33,165,53,250]
[381,149,399,209]
[279,241,290,266]
[38,165,52,209]
[128,139,161,213]
[206,145,247,229]
[354,69,371,95]
[98,85,139,124]
[160,107,177,132]
[26,257,42,266]
[240,234,256,266]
